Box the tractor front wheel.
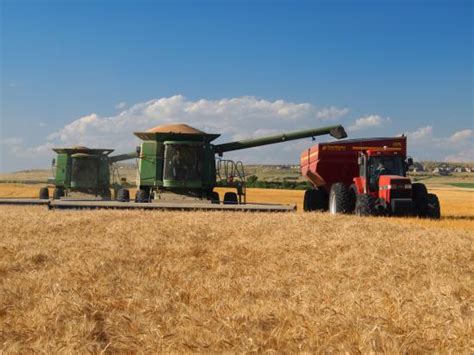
[39,187,49,199]
[412,183,428,217]
[328,183,353,214]
[419,193,441,219]
[355,194,377,216]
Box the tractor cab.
[355,148,414,215]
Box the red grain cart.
[300,136,440,218]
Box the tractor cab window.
[163,144,202,182]
[368,156,405,191]
[71,157,98,187]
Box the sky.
[0,0,472,172]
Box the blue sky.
[1,0,472,171]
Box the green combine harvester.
[0,123,347,211]
[38,147,136,200]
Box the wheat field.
[0,184,472,352]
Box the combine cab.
[301,136,440,218]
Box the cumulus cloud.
[404,125,473,162]
[348,114,390,131]
[1,95,348,169]
[115,101,127,110]
[407,126,433,140]
[449,129,473,143]
[38,95,349,153]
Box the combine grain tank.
[301,136,440,218]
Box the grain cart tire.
[135,189,150,203]
[412,183,428,217]
[209,191,220,204]
[314,189,329,211]
[355,194,377,216]
[223,192,238,204]
[117,188,130,202]
[303,189,317,211]
[421,193,441,219]
[53,187,65,200]
[328,183,353,214]
[39,187,49,199]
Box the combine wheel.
[209,191,220,204]
[420,193,441,219]
[135,189,150,203]
[355,194,377,216]
[117,188,130,202]
[223,192,238,204]
[412,183,428,217]
[53,187,64,200]
[39,187,49,199]
[328,183,352,214]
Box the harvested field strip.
[0,207,472,352]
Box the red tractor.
[300,136,440,218]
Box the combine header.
[300,136,440,218]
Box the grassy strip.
[446,182,474,189]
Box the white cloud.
[348,114,390,131]
[407,125,433,140]
[449,129,473,143]
[115,101,127,110]
[35,95,349,155]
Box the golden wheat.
[0,206,472,352]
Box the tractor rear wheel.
[223,192,238,204]
[355,194,377,216]
[53,187,64,200]
[328,183,352,214]
[117,188,130,202]
[39,187,49,199]
[412,183,428,217]
[135,189,150,203]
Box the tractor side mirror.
[52,158,56,167]
[136,146,141,155]
[406,157,413,167]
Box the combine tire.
[328,183,353,214]
[135,189,150,203]
[355,194,377,216]
[117,188,130,202]
[53,187,64,200]
[303,189,328,211]
[39,187,49,199]
[209,191,220,204]
[412,183,428,217]
[419,193,441,219]
[101,189,112,200]
[223,192,238,204]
